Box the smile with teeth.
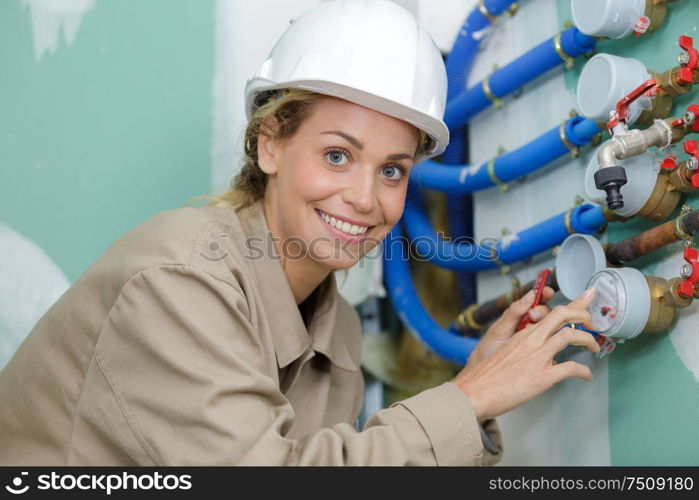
[317,209,371,236]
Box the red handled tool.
[517,268,551,331]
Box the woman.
[0,0,598,466]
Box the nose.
[341,165,376,214]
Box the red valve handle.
[678,35,699,85]
[661,156,677,170]
[678,247,699,299]
[607,78,659,131]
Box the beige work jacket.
[0,201,502,465]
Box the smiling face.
[258,95,420,271]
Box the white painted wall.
[20,0,96,61]
[0,222,70,370]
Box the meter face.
[588,271,626,335]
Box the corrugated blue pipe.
[445,0,519,100]
[444,27,596,130]
[383,223,478,365]
[444,1,521,305]
[412,117,601,193]
[402,184,606,272]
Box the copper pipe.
[606,208,699,264]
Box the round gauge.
[588,271,626,334]
[586,267,651,339]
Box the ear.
[257,117,281,175]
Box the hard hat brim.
[245,78,449,160]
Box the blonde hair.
[190,88,429,210]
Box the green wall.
[558,0,699,465]
[0,0,215,281]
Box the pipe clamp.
[559,121,581,158]
[487,158,508,192]
[564,208,576,234]
[477,0,497,22]
[482,73,503,109]
[457,304,486,331]
[554,32,574,69]
[674,205,694,246]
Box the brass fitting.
[667,160,696,192]
[602,206,632,223]
[642,275,691,334]
[455,303,485,331]
[665,117,691,143]
[655,66,697,98]
[643,0,670,35]
[636,169,682,220]
[637,72,674,126]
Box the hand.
[453,288,599,423]
[468,286,555,366]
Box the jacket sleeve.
[93,264,500,466]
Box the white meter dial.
[588,271,627,335]
[586,267,651,339]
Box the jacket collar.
[237,201,357,372]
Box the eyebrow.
[321,130,414,161]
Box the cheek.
[285,157,338,203]
[378,185,407,226]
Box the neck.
[262,200,330,305]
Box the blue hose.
[401,185,606,272]
[444,1,520,306]
[411,117,601,193]
[444,27,596,130]
[383,224,478,365]
[445,0,519,100]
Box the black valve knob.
[594,166,628,210]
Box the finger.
[545,327,601,356]
[549,360,593,384]
[532,303,595,339]
[527,304,551,323]
[569,286,596,310]
[534,288,596,337]
[540,286,555,303]
[496,289,536,330]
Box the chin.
[307,240,366,271]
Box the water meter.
[555,235,697,353]
[584,150,681,221]
[587,267,649,339]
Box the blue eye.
[381,165,404,181]
[326,150,349,165]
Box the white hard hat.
[244,0,449,160]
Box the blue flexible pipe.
[382,203,606,364]
[444,27,596,130]
[445,0,519,100]
[411,117,601,193]
[402,185,606,272]
[383,223,478,365]
[444,1,520,306]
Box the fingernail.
[583,287,595,300]
[529,309,541,321]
